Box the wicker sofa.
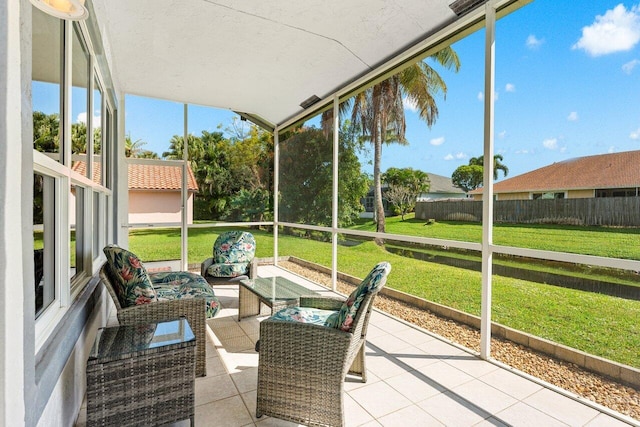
[100,245,220,376]
[256,262,391,427]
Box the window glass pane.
[93,77,103,184]
[71,185,84,279]
[34,173,55,317]
[32,7,62,160]
[71,24,89,171]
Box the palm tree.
[349,47,460,237]
[468,154,509,180]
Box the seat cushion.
[207,261,250,278]
[270,306,339,327]
[149,271,220,318]
[103,245,157,307]
[326,262,391,332]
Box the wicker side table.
[86,318,196,427]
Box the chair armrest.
[201,257,213,277]
[259,319,352,366]
[300,295,345,310]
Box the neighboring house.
[361,173,464,217]
[72,159,199,225]
[418,173,467,201]
[469,150,640,201]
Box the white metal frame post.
[181,104,188,271]
[273,127,279,266]
[480,0,497,359]
[331,96,339,291]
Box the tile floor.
[76,265,639,427]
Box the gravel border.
[279,260,640,421]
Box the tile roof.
[470,150,640,194]
[71,159,198,191]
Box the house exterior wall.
[567,189,594,199]
[128,190,195,224]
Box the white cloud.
[505,83,516,92]
[526,34,544,49]
[498,130,507,138]
[77,111,101,127]
[572,4,640,56]
[631,128,640,139]
[567,111,579,121]
[477,92,484,101]
[543,138,558,150]
[608,146,616,153]
[430,136,445,146]
[444,154,454,160]
[515,149,532,154]
[455,152,466,159]
[623,59,640,74]
[403,96,418,113]
[444,152,466,161]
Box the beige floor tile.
[417,391,491,426]
[344,393,377,426]
[492,402,567,427]
[206,354,230,377]
[416,361,474,390]
[444,355,499,379]
[348,381,412,419]
[365,353,414,380]
[195,395,254,427]
[584,413,637,427]
[390,345,441,371]
[451,379,518,414]
[523,388,600,426]
[416,338,468,359]
[367,333,415,354]
[376,404,444,427]
[394,326,438,347]
[195,373,238,407]
[477,367,543,400]
[384,370,445,403]
[230,366,258,394]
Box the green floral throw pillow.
[326,262,391,332]
[103,245,157,307]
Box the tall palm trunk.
[373,128,385,236]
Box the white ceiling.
[90,0,469,127]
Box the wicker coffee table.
[238,276,319,320]
[86,317,196,427]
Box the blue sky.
[34,0,640,181]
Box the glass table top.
[240,276,319,301]
[89,317,195,362]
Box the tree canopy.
[382,167,430,220]
[451,154,509,192]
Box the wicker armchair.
[201,230,257,284]
[99,262,216,377]
[256,262,391,427]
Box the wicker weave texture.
[86,343,195,427]
[99,265,208,377]
[256,288,383,427]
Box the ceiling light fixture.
[30,0,89,20]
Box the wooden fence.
[415,197,640,227]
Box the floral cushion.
[150,271,221,319]
[270,306,339,326]
[103,245,157,307]
[209,231,256,277]
[207,262,250,278]
[326,262,391,332]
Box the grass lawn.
[128,224,640,368]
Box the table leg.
[238,285,261,321]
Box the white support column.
[0,0,29,424]
[181,104,188,271]
[273,127,279,266]
[480,0,497,360]
[117,92,129,246]
[331,97,339,291]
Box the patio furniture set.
[93,229,390,427]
